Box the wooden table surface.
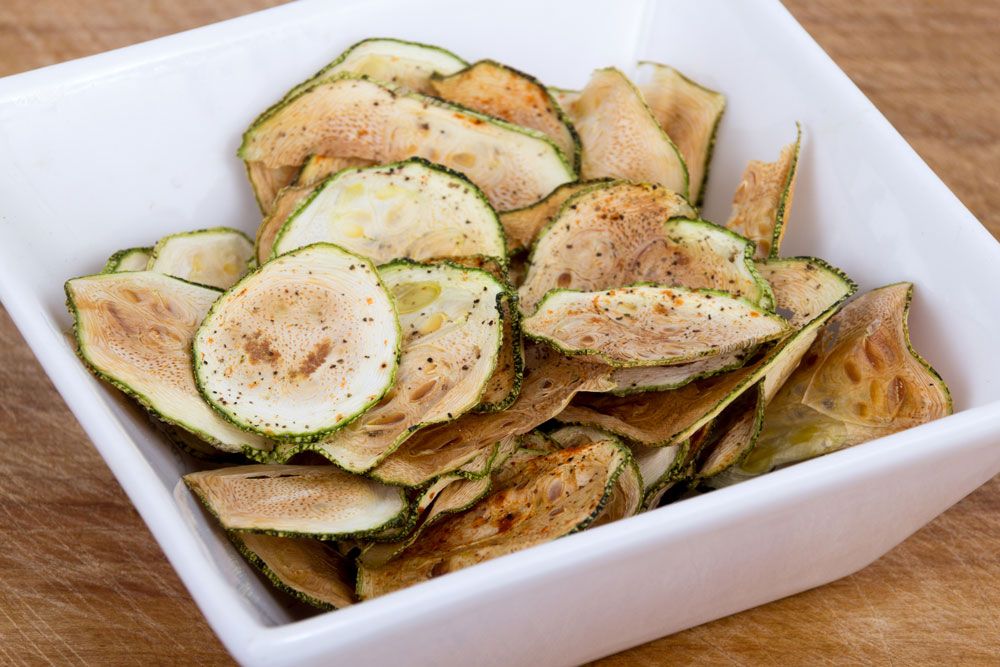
[1,1,998,664]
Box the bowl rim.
[1,0,999,664]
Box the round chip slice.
[271,159,505,262]
[357,439,633,599]
[147,227,254,290]
[523,284,789,367]
[184,464,408,539]
[518,181,697,313]
[102,246,152,273]
[194,243,400,442]
[566,68,688,198]
[305,260,505,472]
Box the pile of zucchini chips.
[66,39,952,608]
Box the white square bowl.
[1,0,998,664]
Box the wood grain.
[0,1,997,664]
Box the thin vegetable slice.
[246,36,467,209]
[240,75,574,212]
[246,162,300,214]
[65,271,270,454]
[272,159,505,262]
[474,292,524,412]
[371,343,613,487]
[695,381,766,479]
[156,420,242,462]
[231,533,355,609]
[254,157,377,263]
[604,349,751,395]
[518,181,695,312]
[551,421,686,504]
[452,432,521,480]
[637,62,726,207]
[102,247,151,273]
[430,60,579,169]
[194,243,400,442]
[255,183,317,264]
[357,439,632,599]
[523,284,789,367]
[360,473,493,568]
[185,464,408,538]
[566,68,688,197]
[556,259,855,445]
[642,425,714,509]
[284,37,468,101]
[549,87,579,109]
[295,155,374,187]
[719,283,952,481]
[147,227,254,290]
[547,425,646,517]
[757,257,855,329]
[499,179,611,253]
[305,261,504,472]
[726,125,801,258]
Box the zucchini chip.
[305,261,505,472]
[247,35,466,208]
[371,344,613,487]
[637,62,726,207]
[295,155,374,187]
[240,75,574,212]
[549,418,687,507]
[255,183,317,264]
[148,227,254,290]
[254,157,377,262]
[499,180,610,253]
[738,283,952,477]
[518,181,695,313]
[246,162,301,214]
[230,533,355,609]
[430,60,580,169]
[271,159,505,263]
[641,424,714,509]
[757,257,856,329]
[155,420,242,462]
[193,244,400,442]
[474,292,524,412]
[695,381,766,479]
[604,349,752,395]
[566,68,688,198]
[102,247,151,273]
[547,425,647,514]
[65,271,270,455]
[452,432,521,480]
[548,87,579,110]
[184,464,408,539]
[360,473,494,568]
[726,125,801,258]
[285,37,468,101]
[357,439,633,599]
[523,284,789,367]
[556,259,855,445]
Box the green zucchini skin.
[102,246,152,273]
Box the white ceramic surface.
[1,0,998,665]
